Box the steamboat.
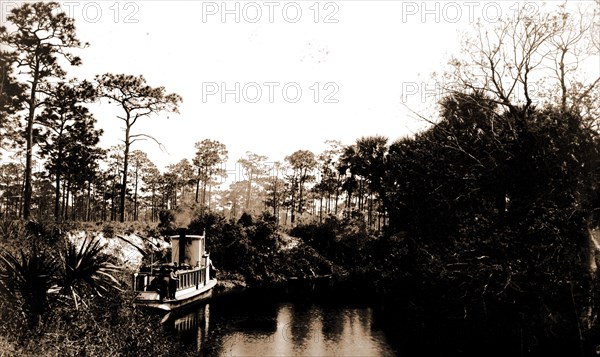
[132,230,217,311]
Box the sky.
[1,0,596,181]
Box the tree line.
[0,2,181,223]
[1,0,600,353]
[1,1,598,231]
[0,2,389,227]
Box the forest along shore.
[1,1,600,356]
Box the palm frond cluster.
[0,222,122,328]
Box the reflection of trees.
[200,293,280,354]
[286,303,313,345]
[359,308,371,331]
[321,307,378,344]
[206,296,280,355]
[320,307,345,342]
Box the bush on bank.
[0,220,194,356]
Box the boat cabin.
[171,231,206,267]
[132,230,215,309]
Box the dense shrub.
[102,223,115,238]
[0,221,194,356]
[376,99,600,352]
[184,210,333,286]
[0,292,195,356]
[291,215,374,270]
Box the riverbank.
[0,221,200,357]
[2,215,599,356]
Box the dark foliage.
[0,220,194,355]
[158,210,175,234]
[291,215,371,268]
[237,212,254,227]
[287,94,600,353]
[0,241,58,328]
[185,210,333,286]
[376,94,599,352]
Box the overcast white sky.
[2,1,595,180]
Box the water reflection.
[168,293,397,356]
[170,303,210,352]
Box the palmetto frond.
[60,237,123,309]
[0,244,59,326]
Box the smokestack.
[178,228,186,264]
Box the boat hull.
[135,279,217,311]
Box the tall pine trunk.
[120,126,130,222]
[54,170,61,221]
[133,167,139,221]
[23,60,41,220]
[86,181,92,221]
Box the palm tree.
[0,244,59,328]
[0,229,123,331]
[59,237,123,309]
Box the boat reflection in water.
[169,303,211,352]
[166,291,397,356]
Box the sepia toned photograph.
[0,1,599,356]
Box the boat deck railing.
[178,268,205,289]
[133,265,206,292]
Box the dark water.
[163,286,595,357]
[164,288,398,356]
